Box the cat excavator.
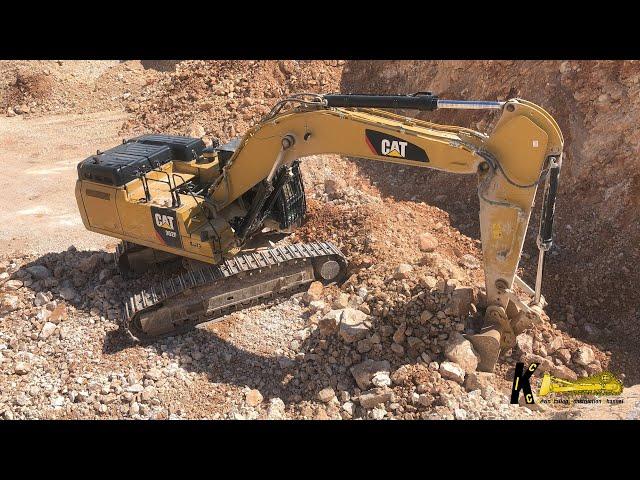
[75,92,563,371]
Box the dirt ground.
[0,111,128,255]
[0,60,637,421]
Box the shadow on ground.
[8,246,383,409]
[10,236,637,414]
[100,295,426,408]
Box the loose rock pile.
[120,60,345,144]
[0,180,608,419]
[1,60,161,117]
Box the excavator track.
[122,242,347,342]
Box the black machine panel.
[77,142,172,187]
[272,161,306,229]
[77,134,205,187]
[215,137,242,169]
[131,134,205,162]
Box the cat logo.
[154,213,175,231]
[365,129,429,163]
[150,206,182,248]
[381,139,408,158]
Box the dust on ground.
[0,110,129,255]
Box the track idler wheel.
[312,256,348,285]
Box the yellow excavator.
[75,92,563,371]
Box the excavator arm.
[207,93,564,369]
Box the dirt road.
[0,111,129,256]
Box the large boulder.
[0,294,20,314]
[319,310,341,335]
[464,371,495,394]
[303,281,324,304]
[245,389,263,407]
[393,264,413,280]
[350,359,391,389]
[317,387,336,403]
[339,308,371,343]
[573,346,595,367]
[515,333,534,355]
[25,265,51,280]
[444,333,479,373]
[445,287,474,318]
[358,388,393,409]
[418,233,439,252]
[551,365,578,381]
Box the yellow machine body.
[75,94,564,364]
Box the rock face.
[338,308,370,343]
[444,333,479,373]
[341,60,638,380]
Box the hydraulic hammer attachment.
[468,153,563,371]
